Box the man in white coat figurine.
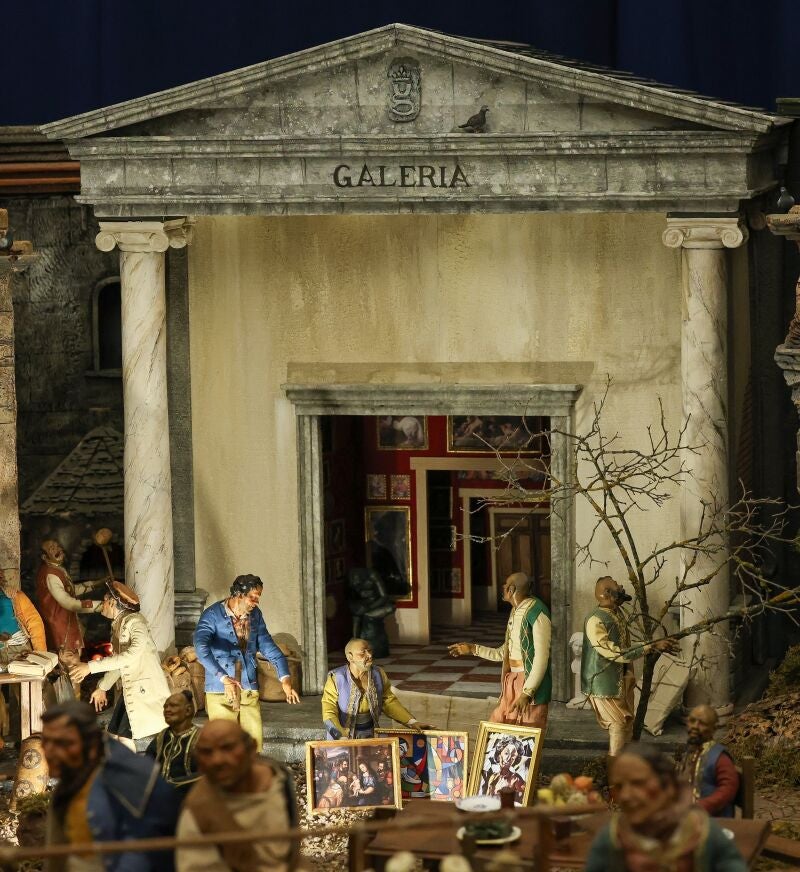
[70,581,170,749]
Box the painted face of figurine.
[347,641,373,675]
[42,540,65,565]
[164,692,194,731]
[194,721,256,791]
[611,753,678,827]
[42,715,96,778]
[686,705,717,745]
[595,577,632,610]
[235,586,262,614]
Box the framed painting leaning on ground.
[375,729,468,801]
[306,737,402,815]
[466,721,544,807]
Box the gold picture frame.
[447,415,546,454]
[377,416,428,450]
[364,505,413,602]
[375,728,469,802]
[306,737,403,815]
[466,721,544,807]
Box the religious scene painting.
[377,415,428,449]
[467,722,543,807]
[375,729,468,801]
[390,474,411,500]
[367,474,387,500]
[306,738,402,814]
[364,506,412,601]
[448,416,546,454]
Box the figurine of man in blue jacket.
[194,574,300,747]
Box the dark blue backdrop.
[7,1,800,125]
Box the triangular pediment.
[41,24,783,141]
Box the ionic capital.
[662,216,748,250]
[96,218,195,254]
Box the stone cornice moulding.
[662,216,749,250]
[64,130,772,160]
[281,383,583,416]
[40,24,784,141]
[95,218,196,253]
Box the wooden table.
[361,801,772,871]
[0,674,44,740]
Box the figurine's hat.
[106,580,140,612]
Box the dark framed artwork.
[365,506,412,602]
[447,416,546,454]
[375,729,468,801]
[306,738,402,814]
[430,567,462,595]
[377,416,428,450]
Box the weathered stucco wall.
[188,212,683,641]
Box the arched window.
[92,277,122,373]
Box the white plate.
[457,826,522,846]
[455,796,501,813]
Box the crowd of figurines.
[0,533,752,870]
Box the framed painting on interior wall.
[447,416,547,454]
[390,474,411,501]
[367,474,387,500]
[377,416,428,450]
[365,506,412,602]
[466,722,544,807]
[327,519,346,554]
[430,567,462,595]
[306,737,402,814]
[375,729,468,801]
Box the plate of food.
[457,825,522,846]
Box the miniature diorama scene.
[1,9,800,870]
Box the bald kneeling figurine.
[322,638,433,739]
[677,705,740,818]
[449,572,552,728]
[177,720,299,872]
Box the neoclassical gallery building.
[39,25,792,706]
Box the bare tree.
[465,379,800,738]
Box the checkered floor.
[331,611,508,699]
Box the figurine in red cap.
[70,581,170,746]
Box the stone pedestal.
[174,589,209,648]
[96,219,194,652]
[663,216,748,709]
[767,206,800,491]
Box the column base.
[174,589,209,649]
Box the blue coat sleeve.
[194,607,226,680]
[254,610,290,679]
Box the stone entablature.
[41,25,788,217]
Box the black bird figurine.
[777,186,795,213]
[459,105,489,133]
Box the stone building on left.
[0,127,122,589]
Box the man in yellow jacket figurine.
[322,638,433,739]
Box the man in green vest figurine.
[449,572,552,728]
[581,576,678,756]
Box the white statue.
[566,631,587,709]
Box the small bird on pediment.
[458,105,489,133]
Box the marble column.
[663,216,748,710]
[96,219,194,653]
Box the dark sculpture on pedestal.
[347,569,395,659]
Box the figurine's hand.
[69,663,91,683]
[653,638,680,655]
[90,688,108,712]
[80,600,95,610]
[221,675,241,703]
[448,643,473,657]
[281,678,300,704]
[413,722,435,731]
[510,691,532,715]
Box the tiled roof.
[21,426,123,517]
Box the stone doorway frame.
[283,382,582,699]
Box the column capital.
[662,216,748,250]
[96,218,195,254]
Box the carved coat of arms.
[387,57,421,122]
